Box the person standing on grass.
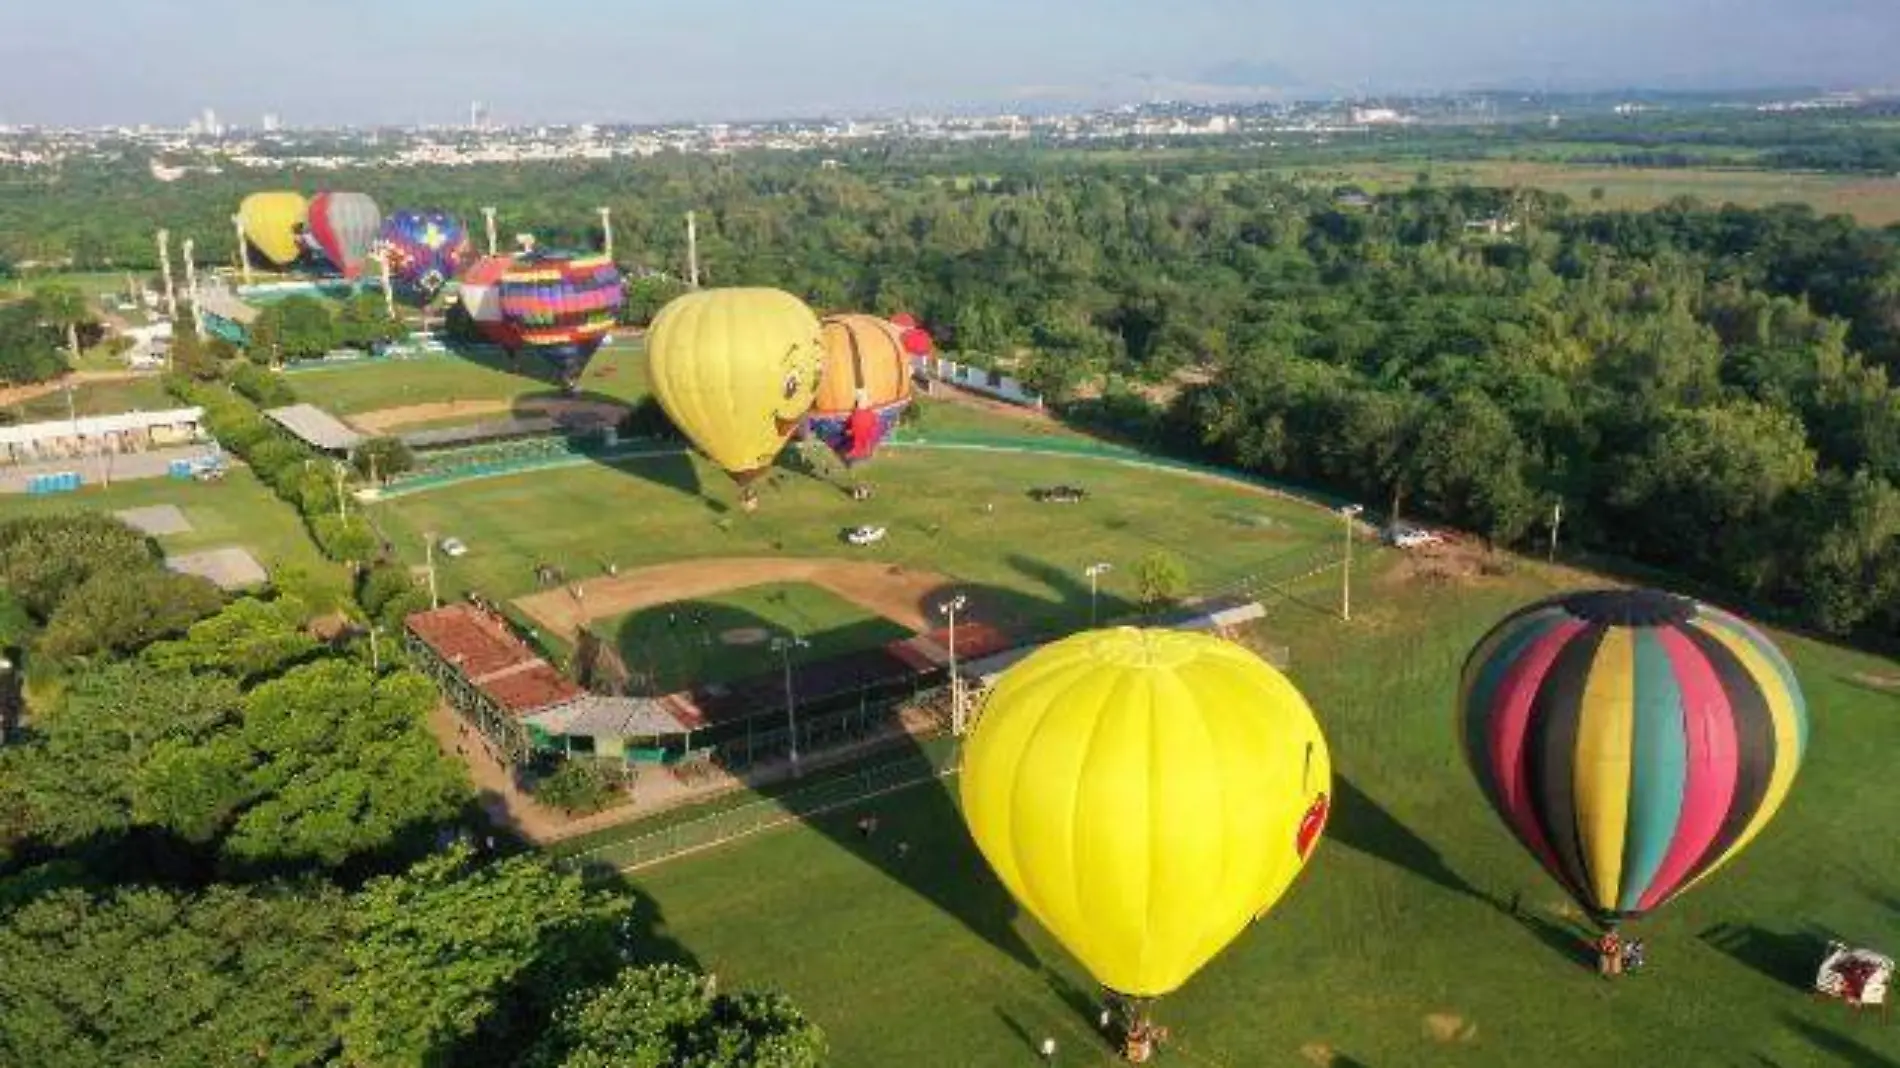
[1038,1037,1057,1061]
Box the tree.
[528,964,826,1068]
[144,595,320,682]
[343,846,621,1068]
[38,568,224,659]
[251,296,337,363]
[32,284,88,363]
[354,437,416,482]
[0,513,157,618]
[0,884,350,1068]
[1134,550,1189,609]
[1405,391,1538,545]
[533,760,623,815]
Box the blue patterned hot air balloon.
[1459,589,1808,927]
[376,210,472,304]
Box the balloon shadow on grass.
[1327,775,1484,901]
[1700,922,1841,992]
[1782,1014,1899,1068]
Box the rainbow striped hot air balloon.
[497,252,624,387]
[1459,589,1808,927]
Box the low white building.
[0,407,205,464]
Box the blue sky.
[1,0,1894,126]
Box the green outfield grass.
[1297,161,1900,225]
[286,339,649,417]
[8,375,173,423]
[599,582,913,692]
[368,441,1340,643]
[0,466,347,598]
[611,558,1900,1067]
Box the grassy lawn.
[610,557,1900,1067]
[1299,161,1900,225]
[369,444,1338,638]
[599,582,913,692]
[286,340,649,417]
[8,375,173,423]
[0,465,348,598]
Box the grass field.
[8,375,173,423]
[286,339,649,417]
[368,441,1339,647]
[598,582,913,692]
[0,466,347,597]
[1297,161,1900,225]
[608,557,1900,1067]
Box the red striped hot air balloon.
[306,192,382,279]
[1458,589,1808,931]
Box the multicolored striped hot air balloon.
[306,192,382,279]
[807,314,913,466]
[497,252,624,387]
[377,209,473,304]
[1458,589,1808,927]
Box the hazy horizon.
[1,0,1894,127]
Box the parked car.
[1386,524,1442,550]
[439,536,469,558]
[1029,485,1088,503]
[843,525,888,546]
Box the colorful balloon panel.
[646,288,825,482]
[307,192,381,279]
[1459,589,1807,922]
[808,314,913,464]
[458,254,521,348]
[961,628,1332,998]
[378,209,473,303]
[497,253,624,372]
[238,192,309,268]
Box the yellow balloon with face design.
[960,627,1333,999]
[237,191,309,268]
[647,288,825,490]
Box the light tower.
[180,239,204,343]
[686,211,700,288]
[481,206,498,256]
[231,215,253,285]
[155,229,177,320]
[597,206,613,260]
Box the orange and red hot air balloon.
[808,314,913,466]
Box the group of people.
[1597,931,1648,978]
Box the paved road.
[0,445,220,494]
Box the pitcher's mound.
[721,627,771,647]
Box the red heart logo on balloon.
[1296,793,1329,859]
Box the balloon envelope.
[961,628,1332,998]
[890,312,918,329]
[808,314,913,465]
[238,192,309,268]
[497,252,624,381]
[647,288,825,482]
[307,192,382,279]
[378,209,473,304]
[1459,589,1808,923]
[458,254,521,348]
[900,327,934,357]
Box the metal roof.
[264,404,364,452]
[525,694,692,739]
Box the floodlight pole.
[1085,562,1113,626]
[597,206,613,260]
[424,532,439,609]
[181,239,203,343]
[939,594,969,735]
[232,215,252,285]
[774,634,810,774]
[368,625,381,672]
[686,211,700,289]
[333,462,349,522]
[482,207,498,256]
[1340,504,1364,622]
[156,229,178,321]
[1549,501,1563,564]
[377,251,396,323]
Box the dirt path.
[426,701,570,841]
[514,557,954,643]
[348,396,629,433]
[0,370,152,408]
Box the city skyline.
[1,0,1896,127]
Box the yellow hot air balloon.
[961,628,1332,1010]
[238,191,309,267]
[647,288,825,505]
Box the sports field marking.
[346,396,630,434]
[513,557,954,643]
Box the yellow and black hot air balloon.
[1459,589,1808,933]
[646,288,825,509]
[961,628,1332,1057]
[237,191,309,268]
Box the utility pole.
[1340,504,1364,622]
[686,211,700,289]
[377,251,396,323]
[772,634,810,774]
[938,594,969,734]
[155,229,178,321]
[181,239,204,344]
[597,206,613,260]
[1085,562,1113,627]
[481,206,498,257]
[232,215,253,285]
[1549,501,1563,564]
[424,532,440,609]
[333,461,349,523]
[368,625,381,672]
